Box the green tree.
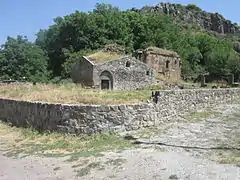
[61,48,90,78]
[34,3,240,81]
[186,4,202,11]
[0,36,49,82]
[227,52,240,79]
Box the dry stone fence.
[1,88,240,135]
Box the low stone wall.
[154,88,240,122]
[0,99,155,134]
[1,88,240,135]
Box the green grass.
[71,159,90,168]
[0,122,134,160]
[217,150,240,165]
[75,167,91,177]
[105,158,127,169]
[185,110,221,122]
[53,167,61,171]
[75,162,104,177]
[140,84,166,90]
[169,174,179,179]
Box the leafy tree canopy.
[0,36,49,82]
[186,4,202,11]
[1,3,240,82]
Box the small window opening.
[174,60,178,65]
[146,71,150,76]
[166,61,170,69]
[126,61,131,67]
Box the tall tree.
[34,3,240,81]
[0,36,49,82]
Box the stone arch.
[100,71,113,90]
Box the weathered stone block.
[118,105,127,111]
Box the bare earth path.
[0,103,240,180]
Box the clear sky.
[0,0,239,44]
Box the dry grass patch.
[87,51,124,64]
[0,83,150,104]
[187,111,216,120]
[145,47,179,57]
[75,162,104,177]
[217,150,240,166]
[0,122,134,159]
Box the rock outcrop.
[135,2,240,35]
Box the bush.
[186,4,202,11]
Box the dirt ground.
[0,103,240,180]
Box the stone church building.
[71,51,155,90]
[135,47,181,81]
[72,45,181,90]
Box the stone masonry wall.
[72,57,94,86]
[144,53,181,81]
[0,99,154,135]
[153,88,240,122]
[1,88,240,135]
[93,57,155,90]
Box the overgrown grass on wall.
[0,83,155,105]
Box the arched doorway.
[100,71,113,90]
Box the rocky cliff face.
[136,3,240,35]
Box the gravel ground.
[0,103,240,180]
[0,154,75,180]
[80,149,240,180]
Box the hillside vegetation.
[0,3,240,82]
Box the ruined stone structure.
[72,52,155,90]
[136,47,181,81]
[1,88,240,135]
